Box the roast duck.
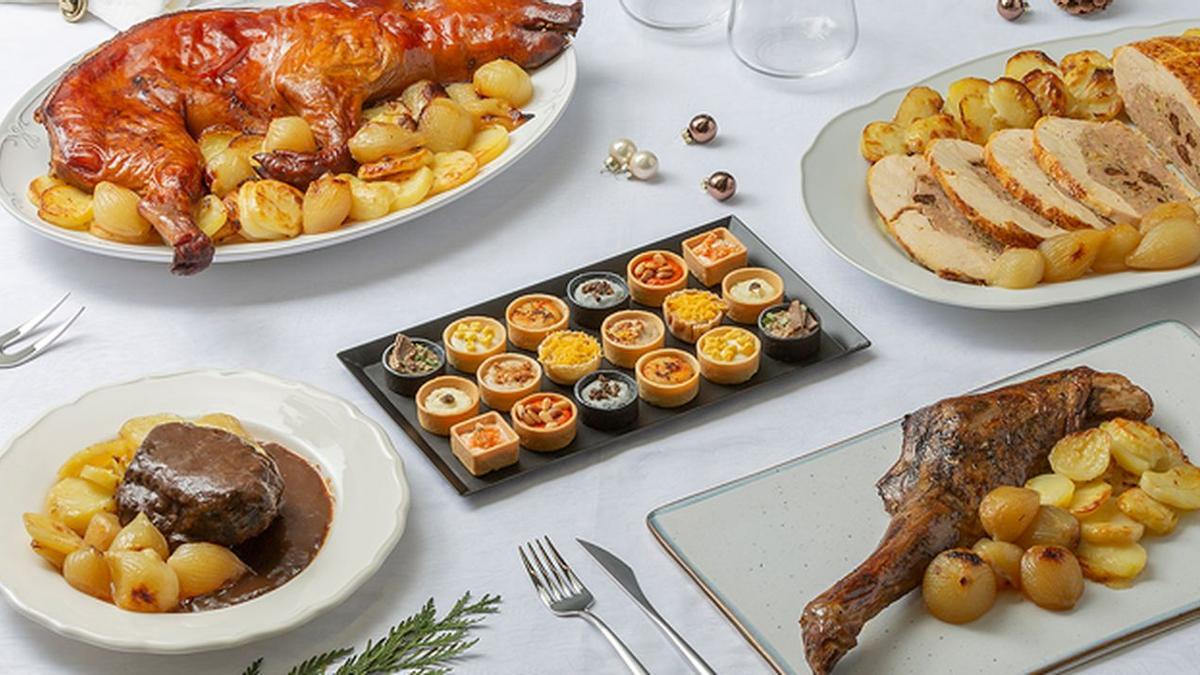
[800,367,1153,673]
[35,0,584,274]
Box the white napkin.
[3,0,193,30]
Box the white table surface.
[2,1,1199,673]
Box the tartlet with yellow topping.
[449,411,519,476]
[442,316,506,373]
[600,310,666,368]
[415,375,481,435]
[682,227,748,286]
[627,250,687,307]
[635,348,701,408]
[696,326,761,384]
[536,330,602,385]
[511,392,578,452]
[476,353,542,412]
[661,289,726,343]
[505,294,569,351]
[722,267,784,324]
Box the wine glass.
[728,0,859,78]
[619,0,728,31]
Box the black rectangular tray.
[337,215,870,495]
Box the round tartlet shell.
[574,370,639,431]
[381,339,446,396]
[510,393,578,452]
[757,303,822,362]
[537,331,602,385]
[626,250,688,307]
[722,267,785,324]
[505,294,570,351]
[415,375,481,435]
[696,327,762,385]
[601,310,666,369]
[442,316,507,374]
[634,348,701,408]
[662,289,726,343]
[476,353,543,412]
[566,271,630,329]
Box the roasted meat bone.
[800,367,1152,674]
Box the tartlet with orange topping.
[536,330,602,385]
[600,310,666,368]
[510,392,578,451]
[662,289,726,343]
[449,412,519,476]
[635,348,701,408]
[505,294,569,351]
[627,250,687,306]
[682,227,747,286]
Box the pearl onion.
[608,138,637,165]
[627,150,659,180]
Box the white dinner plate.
[803,19,1200,311]
[0,0,576,265]
[650,320,1200,674]
[0,369,409,654]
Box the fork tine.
[30,306,83,353]
[543,536,584,593]
[519,545,554,605]
[1,293,70,345]
[528,539,567,602]
[535,538,572,595]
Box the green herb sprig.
[246,592,500,675]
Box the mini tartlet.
[442,316,506,373]
[477,353,542,412]
[722,267,784,324]
[449,412,519,476]
[511,393,578,452]
[566,271,630,328]
[601,310,666,368]
[635,348,701,408]
[682,227,748,286]
[627,250,687,307]
[574,370,639,431]
[537,330,602,385]
[759,300,822,362]
[381,334,446,396]
[415,375,481,435]
[696,326,761,385]
[662,289,726,343]
[505,294,569,351]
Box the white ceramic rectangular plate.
[0,0,575,265]
[649,320,1200,674]
[803,19,1200,311]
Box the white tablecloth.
[2,1,1199,673]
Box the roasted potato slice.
[346,176,393,222]
[429,150,479,196]
[401,79,447,119]
[1004,49,1062,81]
[45,477,116,534]
[945,77,990,124]
[1158,431,1191,470]
[958,93,998,145]
[467,125,510,166]
[38,185,93,230]
[197,127,240,164]
[1080,500,1145,546]
[79,465,120,492]
[1068,480,1112,517]
[1139,464,1200,510]
[1076,541,1147,584]
[1062,50,1122,121]
[302,173,353,234]
[382,166,435,211]
[1022,70,1069,117]
[1101,419,1167,476]
[58,438,133,479]
[988,78,1041,130]
[226,133,266,168]
[904,114,959,155]
[1025,472,1075,508]
[1038,229,1107,282]
[894,86,945,127]
[860,121,906,163]
[357,148,434,181]
[236,179,304,241]
[27,174,65,207]
[1049,428,1112,481]
[120,414,184,447]
[1117,487,1178,535]
[348,121,426,164]
[362,100,416,127]
[24,512,83,568]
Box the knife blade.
[578,538,716,675]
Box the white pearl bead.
[628,150,658,180]
[608,138,637,165]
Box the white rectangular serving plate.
[803,19,1200,311]
[649,320,1200,674]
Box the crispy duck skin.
[35,0,583,275]
[800,367,1153,674]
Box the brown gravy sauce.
[179,443,332,612]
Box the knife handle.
[643,606,716,675]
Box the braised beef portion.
[116,423,284,547]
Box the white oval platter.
[0,369,409,653]
[803,19,1200,311]
[0,1,576,265]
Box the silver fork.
[0,293,84,369]
[520,536,650,675]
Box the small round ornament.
[682,114,718,145]
[627,150,659,181]
[702,171,737,202]
[997,0,1027,20]
[605,138,638,173]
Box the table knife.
[577,538,716,675]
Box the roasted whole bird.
[800,367,1153,674]
[35,0,584,274]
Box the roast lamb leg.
[800,367,1153,674]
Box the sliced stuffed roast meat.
[985,129,1110,231]
[868,154,1003,283]
[1033,116,1195,225]
[926,138,1067,247]
[1114,36,1200,190]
